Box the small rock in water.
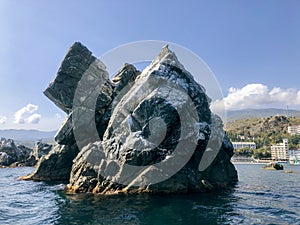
[263,162,284,170]
[284,170,297,174]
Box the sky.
[0,0,300,131]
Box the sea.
[0,164,299,225]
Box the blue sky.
[0,0,300,131]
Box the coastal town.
[231,122,300,164]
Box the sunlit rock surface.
[23,42,238,194]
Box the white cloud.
[211,84,300,111]
[26,113,41,124]
[13,104,41,124]
[0,116,7,124]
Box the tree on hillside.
[253,147,271,159]
[233,147,253,157]
[288,135,300,149]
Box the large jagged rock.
[24,42,238,193]
[66,45,238,194]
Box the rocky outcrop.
[24,42,238,194]
[0,138,33,167]
[16,141,54,167]
[22,143,79,181]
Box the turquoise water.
[0,164,299,225]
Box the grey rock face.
[50,42,115,146]
[54,114,73,145]
[24,42,237,193]
[0,152,12,166]
[24,42,115,181]
[112,63,141,94]
[44,42,97,114]
[23,144,79,181]
[1,138,16,166]
[33,142,52,159]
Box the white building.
[232,142,256,150]
[289,149,300,164]
[288,125,300,135]
[271,139,289,161]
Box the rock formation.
[0,138,53,167]
[0,138,33,167]
[23,42,238,194]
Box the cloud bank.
[14,104,42,124]
[211,84,300,112]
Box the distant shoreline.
[232,162,267,165]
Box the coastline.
[232,161,267,165]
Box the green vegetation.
[225,115,300,158]
[253,147,271,159]
[233,147,253,157]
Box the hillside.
[225,115,300,154]
[226,108,300,121]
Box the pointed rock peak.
[153,44,185,71]
[161,44,171,55]
[157,44,175,60]
[71,41,86,48]
[137,44,190,81]
[67,42,94,58]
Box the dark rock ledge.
[21,42,238,194]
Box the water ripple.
[1,165,300,224]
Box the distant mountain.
[0,129,56,144]
[226,108,300,121]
